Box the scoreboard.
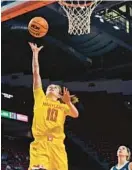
[1,110,28,122]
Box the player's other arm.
[66,101,79,118]
[62,87,79,118]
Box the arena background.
[1,1,132,170]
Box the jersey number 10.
[46,108,58,122]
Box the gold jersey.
[32,87,70,140]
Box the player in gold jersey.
[28,42,79,170]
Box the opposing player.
[28,42,79,170]
[110,145,132,170]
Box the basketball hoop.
[58,0,102,35]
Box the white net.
[59,0,102,35]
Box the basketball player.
[110,145,132,170]
[28,42,79,170]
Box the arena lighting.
[11,25,27,30]
[95,14,102,18]
[2,93,13,98]
[113,25,120,30]
[100,18,104,23]
[124,101,132,110]
[95,14,104,23]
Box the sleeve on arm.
[33,87,46,107]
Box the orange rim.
[59,1,93,8]
[1,0,56,22]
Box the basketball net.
[58,0,102,35]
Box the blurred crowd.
[1,146,29,170]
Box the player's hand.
[28,42,43,53]
[61,87,72,104]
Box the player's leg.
[29,140,49,170]
[29,141,38,169]
[50,142,68,170]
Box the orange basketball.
[28,17,49,38]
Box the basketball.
[28,17,49,38]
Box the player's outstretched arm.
[29,42,43,90]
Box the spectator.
[6,164,12,170]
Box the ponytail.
[70,95,79,104]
